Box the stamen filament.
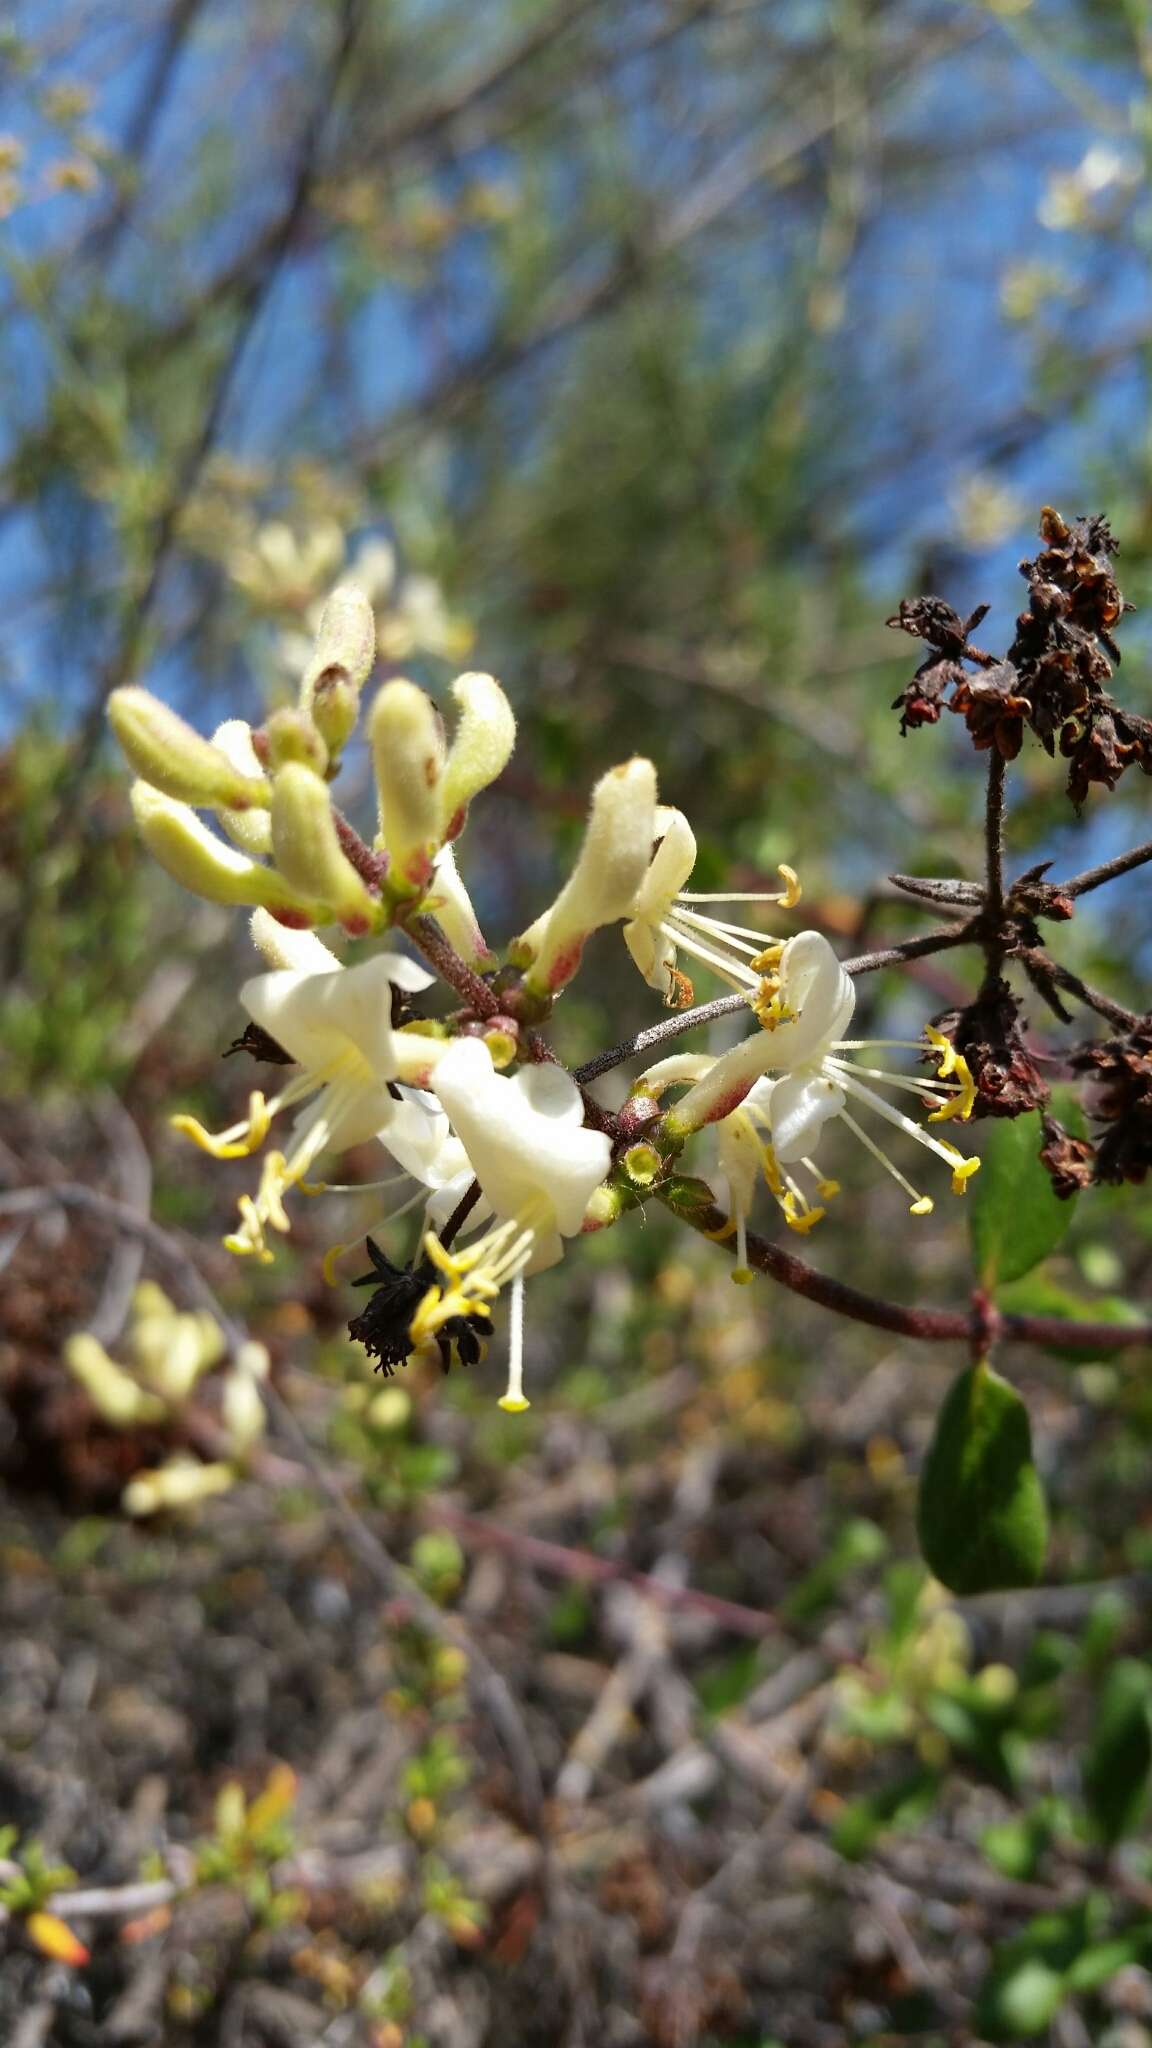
[837,1106,932,1213]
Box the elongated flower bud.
[109,687,270,811]
[270,762,379,935]
[440,672,516,838]
[221,1339,269,1454]
[130,781,329,923]
[301,584,377,761]
[64,1333,165,1426]
[516,757,657,997]
[212,721,273,855]
[370,678,446,896]
[123,1458,237,1517]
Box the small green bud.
[109,687,270,810]
[622,1142,663,1188]
[369,678,446,897]
[270,762,379,935]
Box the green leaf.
[917,1360,1048,1595]
[969,1111,1077,1289]
[979,1956,1066,2039]
[1082,1659,1152,1846]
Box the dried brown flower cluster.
[889,508,1146,806]
[1070,1019,1152,1185]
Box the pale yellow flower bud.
[301,584,377,761]
[109,687,270,811]
[221,1340,269,1455]
[122,1458,237,1517]
[130,781,329,922]
[261,706,328,777]
[517,757,658,997]
[369,678,446,895]
[270,762,379,936]
[440,672,516,837]
[211,722,273,855]
[63,1333,165,1427]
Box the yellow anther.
[924,1024,957,1077]
[784,1202,825,1236]
[816,1178,841,1200]
[703,1214,738,1242]
[937,1141,981,1195]
[760,1146,785,1199]
[776,864,802,909]
[750,942,785,972]
[322,1239,352,1287]
[909,1195,935,1216]
[171,1090,270,1160]
[752,976,794,1031]
[255,1151,292,1232]
[224,1196,275,1264]
[928,1051,976,1123]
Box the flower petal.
[769,1070,846,1163]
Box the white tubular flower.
[212,722,273,856]
[413,1037,613,1410]
[515,757,658,998]
[130,782,329,923]
[643,930,978,1244]
[623,807,802,1007]
[439,672,516,839]
[171,950,448,1263]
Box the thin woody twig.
[1016,949,1143,1032]
[426,1505,777,1639]
[574,925,975,1086]
[1061,836,1152,901]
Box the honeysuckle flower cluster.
[62,1283,270,1516]
[108,569,979,1416]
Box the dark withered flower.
[1070,1022,1152,1185]
[348,1237,488,1375]
[1038,1115,1097,1201]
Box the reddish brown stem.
[331,806,389,889]
[425,1504,778,1638]
[658,1184,1152,1353]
